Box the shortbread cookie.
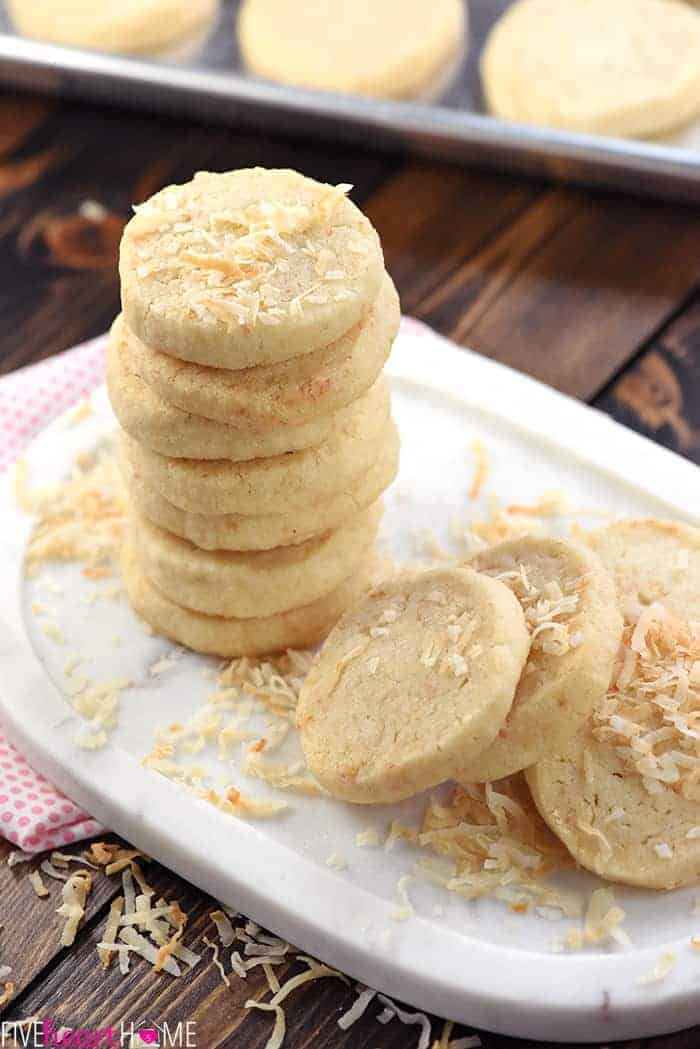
[298,567,530,803]
[130,502,382,618]
[123,427,400,551]
[584,518,700,624]
[458,537,622,782]
[122,543,373,657]
[238,0,465,99]
[121,380,393,515]
[7,0,217,54]
[120,169,384,369]
[108,319,334,460]
[481,0,700,138]
[527,520,700,889]
[123,275,399,429]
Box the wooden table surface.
[1,89,699,1049]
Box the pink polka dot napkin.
[0,336,107,851]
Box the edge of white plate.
[0,328,699,1042]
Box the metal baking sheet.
[1,0,699,203]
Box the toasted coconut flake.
[390,875,415,922]
[270,956,347,1006]
[565,889,630,950]
[100,897,124,968]
[122,867,136,915]
[593,609,700,798]
[28,870,49,898]
[244,1002,285,1049]
[7,850,34,868]
[119,927,181,976]
[355,828,381,848]
[203,935,230,987]
[469,440,489,500]
[376,995,431,1049]
[638,951,676,985]
[210,910,235,948]
[413,780,578,916]
[262,961,281,995]
[338,986,376,1030]
[57,871,92,946]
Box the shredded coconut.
[593,606,700,798]
[390,875,415,921]
[412,779,579,917]
[337,986,376,1030]
[57,870,92,946]
[564,889,630,950]
[637,951,676,985]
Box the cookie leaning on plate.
[121,379,393,515]
[123,274,399,430]
[129,502,382,618]
[122,426,400,551]
[122,543,377,658]
[298,566,530,804]
[527,520,700,889]
[119,168,385,369]
[457,536,622,782]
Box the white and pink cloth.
[0,337,107,850]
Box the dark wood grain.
[414,190,700,399]
[595,296,700,467]
[1,86,699,1049]
[0,835,123,999]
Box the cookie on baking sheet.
[108,318,338,460]
[238,0,465,99]
[119,169,384,369]
[121,380,392,515]
[457,536,622,782]
[123,274,399,430]
[527,520,700,889]
[122,426,400,551]
[130,501,382,618]
[122,543,374,658]
[297,566,530,804]
[481,0,700,138]
[7,0,217,54]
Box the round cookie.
[297,567,530,804]
[119,169,385,369]
[6,0,218,54]
[584,518,700,624]
[122,427,400,551]
[481,0,700,138]
[527,519,700,889]
[238,0,465,99]
[123,274,399,430]
[121,380,393,515]
[130,502,382,618]
[122,543,374,658]
[108,319,335,460]
[457,536,622,782]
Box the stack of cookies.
[108,168,400,657]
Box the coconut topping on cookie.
[593,604,700,800]
[120,169,385,368]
